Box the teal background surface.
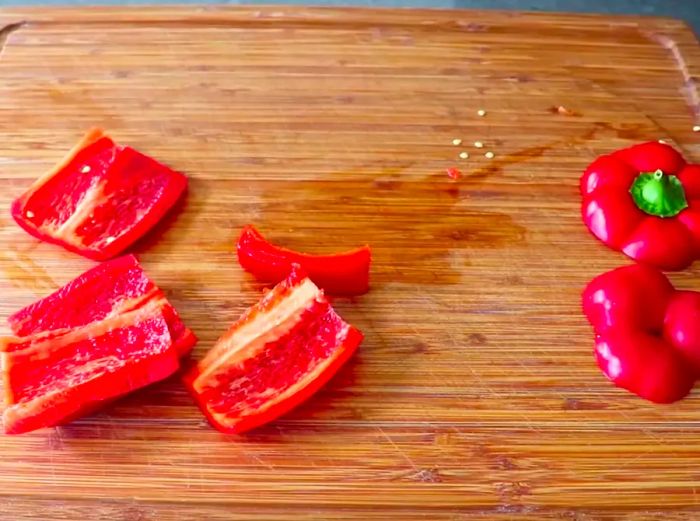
[0,0,698,34]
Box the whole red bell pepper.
[236,225,371,296]
[582,264,700,403]
[581,141,700,270]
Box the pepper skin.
[581,141,700,270]
[2,307,180,435]
[184,265,363,434]
[582,265,700,403]
[236,225,371,296]
[8,254,196,358]
[11,129,188,261]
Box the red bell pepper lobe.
[581,142,700,270]
[2,306,180,435]
[582,265,700,403]
[2,256,196,434]
[8,254,196,357]
[11,129,188,261]
[184,266,363,434]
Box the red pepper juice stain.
[0,244,59,292]
[466,143,554,183]
[465,121,650,185]
[254,168,526,287]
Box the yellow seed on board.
[474,141,484,148]
[452,138,462,146]
[693,125,700,132]
[477,109,486,117]
[459,151,469,159]
[485,151,495,159]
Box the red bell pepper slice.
[581,141,700,270]
[8,254,196,357]
[236,225,371,296]
[2,305,179,435]
[11,129,188,261]
[184,266,363,434]
[582,265,700,403]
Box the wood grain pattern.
[1,6,700,519]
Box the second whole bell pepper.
[582,264,700,403]
[581,141,700,270]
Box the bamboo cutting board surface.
[1,6,700,520]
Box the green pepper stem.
[630,169,688,218]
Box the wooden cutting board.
[1,6,700,519]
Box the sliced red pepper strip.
[184,266,363,434]
[582,265,700,403]
[8,254,196,357]
[236,225,371,296]
[11,129,188,261]
[2,305,179,435]
[580,142,700,270]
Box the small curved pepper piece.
[581,142,700,270]
[236,225,371,296]
[582,265,700,403]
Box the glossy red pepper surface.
[582,264,700,403]
[2,255,196,434]
[2,306,180,435]
[11,129,188,261]
[581,141,700,270]
[184,266,363,434]
[236,225,371,296]
[8,254,196,357]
